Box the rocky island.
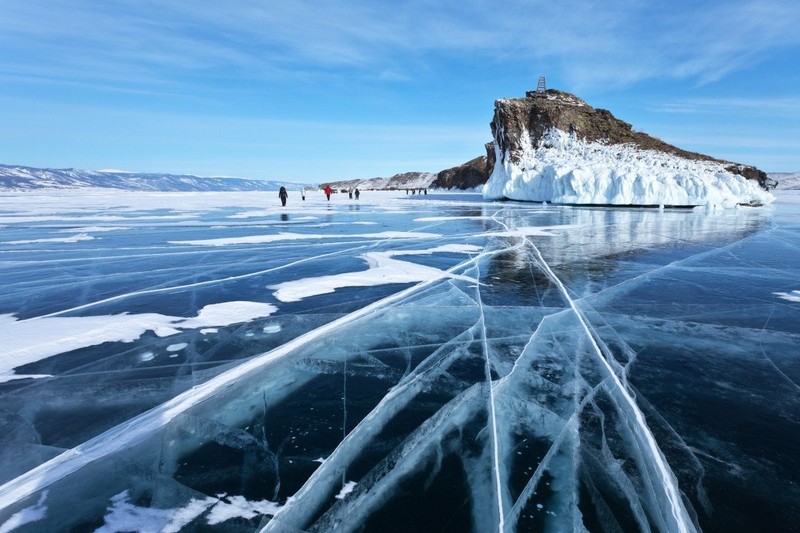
[480,88,773,207]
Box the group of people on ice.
[278,185,361,206]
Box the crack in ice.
[0,250,490,515]
[27,242,377,319]
[474,258,507,532]
[519,234,696,533]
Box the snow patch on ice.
[95,491,282,532]
[0,301,277,382]
[206,494,282,525]
[3,233,95,245]
[166,343,187,352]
[56,226,127,233]
[263,324,282,334]
[335,481,357,500]
[0,490,48,533]
[138,351,155,362]
[170,231,439,246]
[96,491,199,533]
[774,290,800,303]
[179,301,277,329]
[269,246,478,302]
[483,128,774,208]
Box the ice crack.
[519,234,696,533]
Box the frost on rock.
[483,129,774,207]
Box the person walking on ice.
[279,186,288,207]
[324,185,332,201]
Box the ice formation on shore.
[484,129,774,208]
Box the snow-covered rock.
[482,89,773,207]
[484,129,774,207]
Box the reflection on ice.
[479,205,770,267]
[0,191,798,532]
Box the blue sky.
[1,0,798,183]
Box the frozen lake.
[0,189,798,532]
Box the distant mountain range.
[769,172,800,190]
[2,162,796,194]
[321,172,437,191]
[0,164,306,192]
[0,163,439,193]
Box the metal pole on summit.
[536,76,546,92]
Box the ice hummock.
[483,128,775,208]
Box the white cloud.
[1,0,798,89]
[650,97,800,116]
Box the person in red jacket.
[324,185,332,201]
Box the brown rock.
[432,142,495,190]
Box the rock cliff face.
[482,89,774,207]
[432,143,495,190]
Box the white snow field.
[0,189,798,532]
[484,129,775,208]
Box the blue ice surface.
[0,190,798,532]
